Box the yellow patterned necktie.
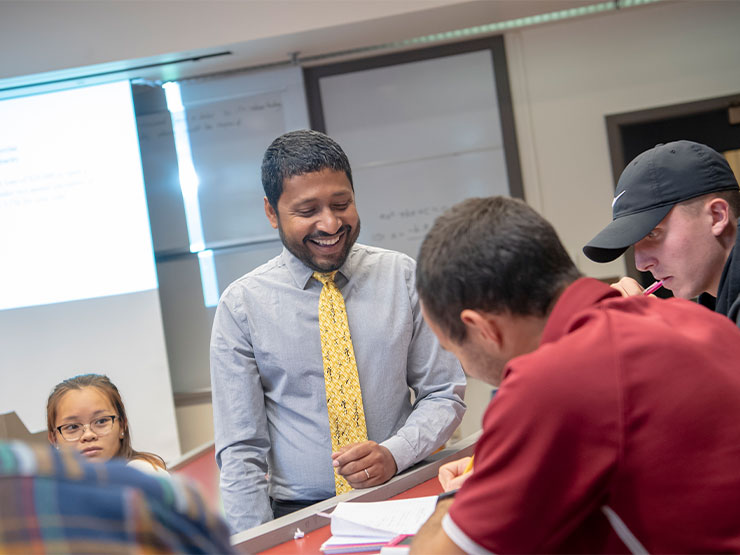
[314,271,368,494]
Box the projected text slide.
[0,81,157,310]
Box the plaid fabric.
[0,441,233,554]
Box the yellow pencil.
[464,455,474,474]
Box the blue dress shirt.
[210,243,466,533]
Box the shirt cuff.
[379,434,415,473]
[442,513,493,555]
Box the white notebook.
[321,495,437,546]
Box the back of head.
[584,140,740,263]
[417,196,580,343]
[0,441,233,553]
[261,129,353,209]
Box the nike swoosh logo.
[612,190,626,208]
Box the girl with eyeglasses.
[46,373,166,473]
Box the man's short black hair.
[261,129,353,209]
[416,196,581,343]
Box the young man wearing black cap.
[583,140,740,326]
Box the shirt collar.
[540,277,622,346]
[280,245,358,289]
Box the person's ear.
[264,197,279,229]
[48,430,58,448]
[707,197,731,237]
[460,309,504,350]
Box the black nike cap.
[583,140,739,263]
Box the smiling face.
[52,386,123,462]
[265,168,360,272]
[634,202,729,299]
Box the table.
[260,476,443,554]
[231,433,478,554]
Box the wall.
[506,0,740,280]
[176,402,215,454]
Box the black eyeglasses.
[55,415,118,441]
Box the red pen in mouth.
[643,280,665,296]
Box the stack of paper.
[320,496,437,554]
[320,535,389,554]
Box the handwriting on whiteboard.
[370,205,450,243]
[137,97,283,142]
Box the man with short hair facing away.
[583,140,740,325]
[412,196,740,553]
[210,129,466,533]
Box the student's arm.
[210,293,273,533]
[411,498,465,554]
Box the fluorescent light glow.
[162,81,184,111]
[164,81,213,306]
[330,0,666,55]
[164,82,205,256]
[197,249,220,307]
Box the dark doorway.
[605,93,740,294]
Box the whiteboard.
[134,66,310,393]
[318,49,513,259]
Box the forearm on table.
[410,498,465,554]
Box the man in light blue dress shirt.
[210,129,466,533]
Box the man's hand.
[438,456,472,492]
[610,276,644,297]
[332,441,397,488]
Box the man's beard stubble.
[278,219,361,273]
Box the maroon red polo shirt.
[446,278,740,553]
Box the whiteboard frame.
[303,35,524,201]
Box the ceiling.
[0,0,663,96]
